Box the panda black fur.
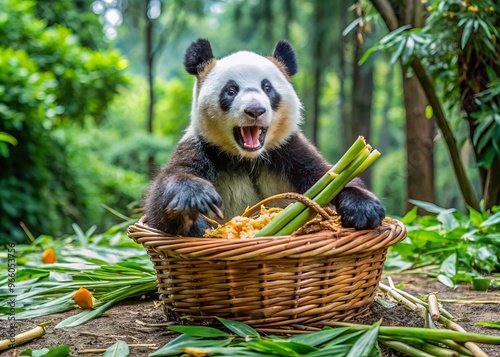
[144,39,385,237]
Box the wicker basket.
[128,197,406,329]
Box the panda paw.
[145,175,223,236]
[334,186,385,230]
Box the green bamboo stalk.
[379,339,435,357]
[327,322,500,345]
[312,147,372,207]
[389,337,460,357]
[274,147,372,236]
[438,315,489,357]
[439,340,473,356]
[255,137,367,237]
[379,281,454,320]
[345,150,381,182]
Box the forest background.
[1,0,499,244]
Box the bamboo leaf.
[389,38,406,64]
[359,46,378,65]
[481,212,500,228]
[19,345,70,357]
[0,132,18,146]
[150,335,232,357]
[180,346,261,356]
[461,20,474,48]
[478,19,492,39]
[168,325,228,338]
[149,334,200,357]
[476,321,500,329]
[346,320,381,357]
[477,125,494,152]
[103,340,129,357]
[440,253,457,278]
[246,339,317,356]
[216,317,259,338]
[380,25,411,45]
[472,114,493,146]
[323,331,364,347]
[401,207,418,225]
[437,274,455,288]
[437,209,458,231]
[408,200,445,214]
[305,346,351,357]
[55,299,117,328]
[72,223,88,247]
[342,18,361,36]
[401,37,414,65]
[289,327,350,347]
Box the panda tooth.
[240,127,245,138]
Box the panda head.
[183,39,303,158]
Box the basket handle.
[241,192,331,221]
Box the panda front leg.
[144,173,223,236]
[333,178,386,229]
[143,138,223,237]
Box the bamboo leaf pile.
[0,221,157,328]
[148,314,500,357]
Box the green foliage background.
[1,0,498,244]
[0,0,137,243]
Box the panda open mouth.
[233,126,267,151]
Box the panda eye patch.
[219,80,240,111]
[261,79,281,111]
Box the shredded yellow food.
[204,206,283,239]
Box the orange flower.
[467,5,479,12]
[73,287,94,309]
[42,248,56,264]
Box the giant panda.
[143,38,385,237]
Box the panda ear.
[272,40,298,77]
[183,39,215,76]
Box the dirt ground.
[2,274,499,357]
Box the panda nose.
[244,107,266,119]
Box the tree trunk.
[402,72,435,211]
[369,0,439,211]
[484,160,500,210]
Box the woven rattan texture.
[128,216,406,328]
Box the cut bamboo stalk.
[379,339,436,357]
[428,293,440,321]
[274,147,372,236]
[327,322,500,344]
[381,336,459,357]
[255,136,368,237]
[0,324,47,351]
[439,317,489,357]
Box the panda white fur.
[144,39,385,236]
